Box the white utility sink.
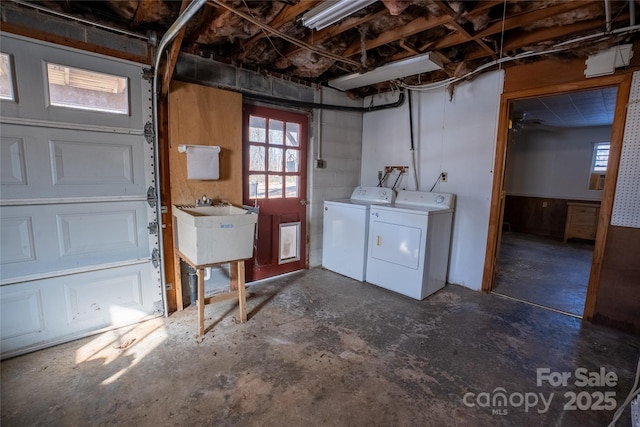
[173,205,258,265]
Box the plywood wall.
[167,82,243,310]
[168,81,243,206]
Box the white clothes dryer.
[365,190,455,300]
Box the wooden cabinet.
[564,202,600,242]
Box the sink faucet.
[196,195,212,206]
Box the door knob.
[300,199,309,206]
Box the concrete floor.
[494,232,594,316]
[2,268,639,426]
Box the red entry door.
[242,105,308,281]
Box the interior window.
[46,63,129,114]
[0,53,16,101]
[588,142,609,190]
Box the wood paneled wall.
[503,195,580,239]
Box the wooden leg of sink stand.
[237,261,247,323]
[197,267,205,336]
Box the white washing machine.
[322,186,395,281]
[365,190,455,300]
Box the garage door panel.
[0,124,146,200]
[0,35,146,131]
[65,271,145,325]
[57,209,141,256]
[51,139,134,186]
[0,288,45,340]
[0,263,156,356]
[0,215,36,264]
[1,202,150,280]
[0,136,28,186]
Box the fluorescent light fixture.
[328,52,444,91]
[301,0,378,31]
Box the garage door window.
[0,53,16,101]
[46,63,129,114]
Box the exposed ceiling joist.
[285,9,389,59]
[243,0,322,49]
[431,0,496,58]
[342,14,452,58]
[464,12,630,62]
[474,1,599,40]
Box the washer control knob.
[436,195,445,204]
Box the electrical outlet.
[440,172,448,182]
[542,201,548,207]
[315,159,326,168]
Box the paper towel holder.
[178,144,221,180]
[177,144,221,154]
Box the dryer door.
[369,219,422,269]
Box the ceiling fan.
[509,111,545,133]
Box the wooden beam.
[464,13,629,62]
[342,14,451,58]
[243,0,321,48]
[161,0,191,98]
[475,1,597,40]
[432,0,496,58]
[419,31,467,52]
[285,9,388,58]
[134,0,159,23]
[399,40,420,55]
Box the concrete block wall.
[175,53,315,102]
[308,88,364,267]
[0,3,149,60]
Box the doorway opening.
[491,87,618,317]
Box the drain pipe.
[605,0,612,32]
[631,0,636,27]
[152,0,208,317]
[188,266,198,307]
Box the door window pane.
[286,122,300,146]
[285,176,299,198]
[249,116,266,142]
[269,119,284,145]
[46,63,128,114]
[0,53,15,101]
[249,145,265,171]
[268,147,283,172]
[249,174,265,199]
[268,175,282,198]
[285,149,299,172]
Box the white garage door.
[0,34,162,358]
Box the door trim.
[481,73,632,322]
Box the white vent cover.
[611,71,640,228]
